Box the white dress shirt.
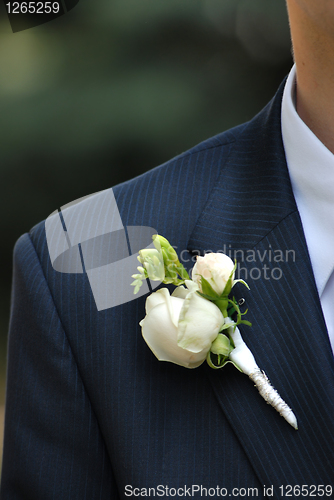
[281,64,334,354]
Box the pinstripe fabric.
[1,234,116,499]
[1,78,333,499]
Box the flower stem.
[213,298,228,318]
[249,369,298,430]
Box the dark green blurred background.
[0,0,293,461]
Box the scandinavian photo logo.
[45,188,161,311]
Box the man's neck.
[287,1,334,154]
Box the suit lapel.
[188,80,334,489]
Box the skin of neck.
[286,0,334,153]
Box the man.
[1,0,333,498]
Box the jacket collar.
[188,78,297,255]
[188,79,334,488]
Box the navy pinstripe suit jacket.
[1,79,334,499]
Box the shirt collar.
[281,64,334,297]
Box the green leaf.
[176,262,189,280]
[224,359,244,372]
[206,351,227,369]
[219,260,238,297]
[232,279,250,290]
[206,351,243,372]
[239,320,252,327]
[199,276,221,300]
[197,291,216,301]
[220,321,235,331]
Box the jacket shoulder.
[110,121,249,225]
[114,121,248,194]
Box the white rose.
[192,253,235,296]
[140,280,224,368]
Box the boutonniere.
[132,235,298,430]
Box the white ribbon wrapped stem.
[228,322,298,430]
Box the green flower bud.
[210,334,231,356]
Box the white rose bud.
[192,253,235,296]
[140,280,224,368]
